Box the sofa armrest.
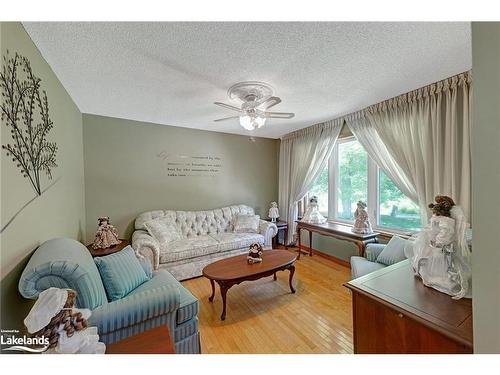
[89,284,180,335]
[132,230,161,270]
[259,220,278,248]
[365,243,386,262]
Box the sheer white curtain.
[349,72,472,223]
[347,112,418,203]
[279,119,343,244]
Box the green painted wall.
[0,23,86,330]
[82,114,279,243]
[471,22,500,353]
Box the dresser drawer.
[352,292,472,354]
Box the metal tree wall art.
[1,51,58,196]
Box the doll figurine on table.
[405,195,472,299]
[92,216,121,249]
[247,243,264,264]
[352,201,373,234]
[301,196,327,224]
[268,202,280,222]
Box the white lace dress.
[406,207,472,299]
[301,202,327,224]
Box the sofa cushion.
[94,246,149,301]
[351,256,387,279]
[160,235,220,263]
[376,236,408,266]
[233,214,260,233]
[210,232,265,252]
[144,216,182,245]
[129,270,198,325]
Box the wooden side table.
[266,219,288,249]
[106,325,175,354]
[86,239,129,257]
[295,221,378,259]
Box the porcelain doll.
[247,243,263,264]
[24,287,106,354]
[352,201,373,234]
[268,202,280,222]
[301,196,327,224]
[92,216,121,249]
[405,196,472,299]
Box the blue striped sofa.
[18,238,200,354]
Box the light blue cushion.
[89,283,180,335]
[351,256,387,279]
[376,236,408,266]
[365,243,386,262]
[94,246,149,301]
[129,270,199,325]
[137,256,153,278]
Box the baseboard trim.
[299,245,351,269]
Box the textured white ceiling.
[23,22,471,139]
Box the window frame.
[326,136,418,235]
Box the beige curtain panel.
[279,119,343,244]
[349,71,472,223]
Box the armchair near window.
[350,244,389,279]
[18,238,200,354]
[350,237,411,279]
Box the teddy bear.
[247,243,264,264]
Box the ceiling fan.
[214,81,295,131]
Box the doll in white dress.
[301,196,327,224]
[268,202,280,222]
[405,196,471,299]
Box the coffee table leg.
[273,272,277,281]
[288,265,296,294]
[219,282,229,321]
[208,279,215,302]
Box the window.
[335,140,368,221]
[308,164,329,216]
[307,137,421,233]
[378,170,421,231]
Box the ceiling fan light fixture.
[239,115,266,131]
[239,115,255,131]
[255,116,266,128]
[214,81,294,130]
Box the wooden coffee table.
[202,250,297,320]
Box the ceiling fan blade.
[214,102,243,113]
[213,116,240,122]
[257,96,282,110]
[263,111,295,119]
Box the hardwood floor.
[182,247,354,354]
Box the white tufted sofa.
[132,205,278,280]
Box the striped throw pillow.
[94,246,149,301]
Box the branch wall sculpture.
[1,51,58,196]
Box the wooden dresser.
[345,260,473,354]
